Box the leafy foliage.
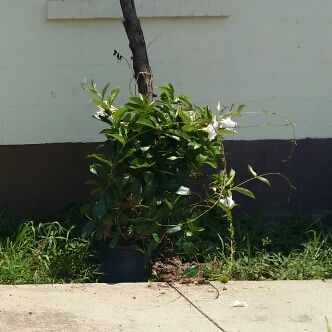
[81,82,256,254]
[82,81,293,258]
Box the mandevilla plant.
[80,82,278,256]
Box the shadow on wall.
[190,138,332,216]
[0,139,331,219]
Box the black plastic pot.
[99,242,147,283]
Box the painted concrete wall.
[1,0,332,145]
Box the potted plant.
[81,81,259,282]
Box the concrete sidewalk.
[0,280,331,332]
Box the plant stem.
[119,0,153,99]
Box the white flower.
[204,122,219,141]
[220,195,235,208]
[94,102,117,121]
[216,101,237,131]
[96,106,107,118]
[202,113,237,140]
[218,117,237,131]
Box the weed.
[199,211,332,281]
[0,219,100,284]
[326,317,332,332]
[1,206,331,283]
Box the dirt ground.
[151,256,204,283]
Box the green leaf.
[130,158,154,169]
[216,128,237,135]
[175,237,197,255]
[181,124,194,132]
[257,176,271,186]
[88,153,112,166]
[166,83,174,94]
[99,128,113,136]
[95,223,105,241]
[85,180,102,187]
[101,83,111,99]
[248,164,257,177]
[143,171,154,183]
[182,265,199,278]
[215,201,231,213]
[176,186,191,196]
[219,276,229,283]
[114,174,130,190]
[236,104,246,115]
[92,199,107,219]
[81,220,96,239]
[116,148,135,164]
[126,102,143,109]
[188,141,201,150]
[178,109,192,123]
[164,179,180,191]
[152,233,160,243]
[131,178,143,201]
[90,188,102,196]
[206,144,222,157]
[140,146,150,152]
[105,194,117,209]
[158,85,174,101]
[135,118,156,128]
[129,96,145,107]
[113,107,127,121]
[167,129,189,140]
[130,244,144,253]
[167,225,182,234]
[101,215,113,225]
[109,236,118,249]
[225,168,236,186]
[147,239,159,256]
[205,158,218,169]
[90,99,108,109]
[109,134,125,145]
[108,87,120,105]
[144,180,156,204]
[177,95,192,107]
[90,164,109,180]
[193,153,207,169]
[164,199,173,210]
[86,88,101,99]
[176,169,189,185]
[80,203,91,215]
[232,186,255,199]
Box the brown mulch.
[150,256,205,283]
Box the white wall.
[1,0,331,144]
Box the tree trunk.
[119,0,153,100]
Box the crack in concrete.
[167,283,227,332]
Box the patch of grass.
[2,205,332,283]
[203,231,332,281]
[0,218,100,284]
[192,210,332,281]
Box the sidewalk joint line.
[167,283,227,332]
